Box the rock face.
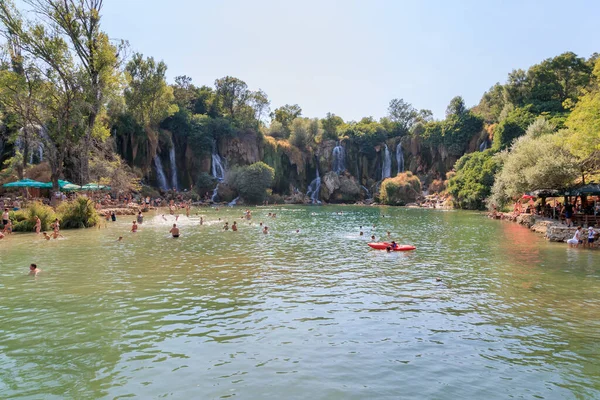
[544,225,578,242]
[221,131,261,165]
[319,171,361,203]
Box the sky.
[99,0,600,122]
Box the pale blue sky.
[101,0,600,121]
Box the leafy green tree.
[214,76,250,120]
[230,161,274,203]
[321,112,343,141]
[0,1,87,189]
[490,133,579,207]
[388,98,417,134]
[474,83,505,123]
[446,96,467,117]
[564,58,600,161]
[492,107,535,150]
[124,53,177,128]
[447,150,499,210]
[270,104,302,137]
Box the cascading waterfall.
[153,155,169,191]
[381,144,391,180]
[306,164,322,204]
[169,147,179,191]
[360,185,372,199]
[228,196,239,207]
[479,140,488,151]
[332,142,345,174]
[211,142,226,202]
[396,142,405,174]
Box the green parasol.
[2,178,47,188]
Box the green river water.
[0,206,599,399]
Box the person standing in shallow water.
[232,221,238,231]
[170,224,180,238]
[131,221,138,233]
[34,216,41,234]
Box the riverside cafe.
[2,179,109,205]
[533,183,600,226]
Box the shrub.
[447,150,499,210]
[56,197,100,229]
[230,161,275,204]
[379,172,422,205]
[9,202,57,232]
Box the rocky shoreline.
[488,212,580,242]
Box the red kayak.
[368,242,416,251]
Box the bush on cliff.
[230,161,275,204]
[379,172,421,205]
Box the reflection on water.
[0,206,599,399]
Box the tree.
[490,133,579,207]
[492,107,535,150]
[270,104,302,137]
[321,112,343,141]
[214,76,250,119]
[17,0,124,183]
[446,96,467,117]
[388,98,417,133]
[0,0,87,189]
[564,58,600,161]
[447,150,499,210]
[230,161,274,203]
[124,53,177,167]
[474,83,505,123]
[249,89,270,126]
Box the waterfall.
[381,144,391,180]
[479,140,488,152]
[211,183,220,202]
[396,142,405,174]
[38,143,43,162]
[211,142,226,181]
[210,142,227,202]
[360,185,372,199]
[228,196,239,207]
[306,164,322,204]
[169,147,179,191]
[153,155,169,190]
[332,142,345,174]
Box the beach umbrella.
[2,178,47,188]
[81,183,111,191]
[40,180,74,189]
[62,183,82,191]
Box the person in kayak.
[390,241,398,250]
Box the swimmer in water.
[386,246,392,253]
[232,221,238,231]
[131,221,138,232]
[263,226,269,234]
[170,224,180,238]
[29,263,41,276]
[296,229,300,233]
[360,231,364,236]
[371,235,375,241]
[117,236,123,241]
[223,222,229,231]
[34,216,41,234]
[42,232,51,241]
[259,222,263,226]
[387,231,391,237]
